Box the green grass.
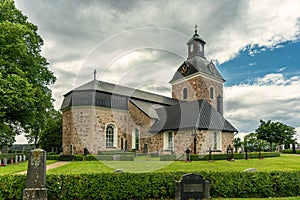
[212,198,299,200]
[0,160,57,175]
[157,154,300,172]
[46,154,300,174]
[46,161,113,174]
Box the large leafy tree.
[255,120,296,151]
[0,0,56,147]
[39,109,62,153]
[243,132,269,152]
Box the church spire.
[93,69,97,80]
[194,24,198,35]
[187,25,206,59]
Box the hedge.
[0,171,299,199]
[282,149,300,154]
[46,154,135,161]
[190,152,280,161]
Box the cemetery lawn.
[213,197,299,200]
[47,154,300,174]
[0,160,57,175]
[158,154,300,172]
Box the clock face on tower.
[180,65,188,74]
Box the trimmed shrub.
[1,171,299,199]
[46,155,60,160]
[282,149,300,154]
[159,154,176,161]
[190,152,280,161]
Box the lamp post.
[192,131,197,154]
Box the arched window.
[210,87,214,99]
[132,128,140,150]
[106,124,117,148]
[163,131,174,151]
[182,88,188,100]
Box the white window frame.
[212,131,222,151]
[190,44,194,52]
[105,123,117,148]
[163,131,174,151]
[132,128,140,150]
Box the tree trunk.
[270,142,272,152]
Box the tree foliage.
[255,120,296,151]
[39,109,62,153]
[0,0,56,147]
[243,132,269,152]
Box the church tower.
[170,26,225,114]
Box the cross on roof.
[93,69,97,80]
[194,24,198,34]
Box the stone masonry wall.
[172,75,223,111]
[62,102,155,155]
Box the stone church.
[61,29,238,156]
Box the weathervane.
[93,69,97,80]
[194,24,198,34]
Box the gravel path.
[16,161,70,175]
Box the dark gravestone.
[175,173,210,200]
[23,148,47,200]
[2,145,8,153]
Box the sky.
[13,0,300,143]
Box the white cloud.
[225,73,300,139]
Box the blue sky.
[14,0,300,143]
[221,40,300,86]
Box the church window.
[210,87,214,99]
[132,128,140,150]
[105,124,117,148]
[212,131,222,151]
[182,88,188,100]
[190,44,193,52]
[164,131,174,151]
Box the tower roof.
[170,30,224,83]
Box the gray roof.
[170,58,224,83]
[61,80,178,110]
[129,99,164,119]
[150,99,238,133]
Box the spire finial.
[93,69,97,80]
[194,24,198,34]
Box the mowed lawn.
[0,160,57,175]
[46,154,300,174]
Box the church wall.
[62,103,156,155]
[171,75,223,111]
[222,131,234,151]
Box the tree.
[255,120,296,151]
[243,132,268,152]
[233,137,242,153]
[39,109,62,153]
[0,0,56,147]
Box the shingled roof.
[61,80,178,110]
[150,99,237,133]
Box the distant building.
[61,29,237,156]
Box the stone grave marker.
[2,145,8,153]
[175,173,210,200]
[3,157,7,166]
[23,148,47,200]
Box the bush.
[282,149,300,154]
[159,154,176,161]
[1,171,299,199]
[46,155,60,160]
[189,152,280,161]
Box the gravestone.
[3,158,7,166]
[23,148,47,200]
[2,146,8,153]
[175,173,210,200]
